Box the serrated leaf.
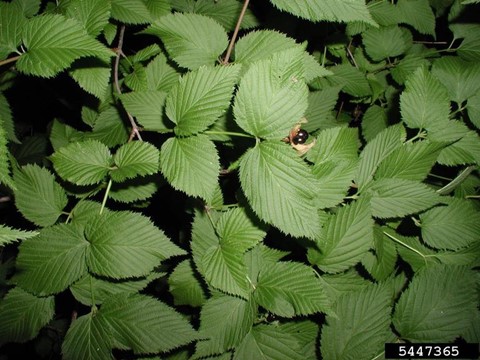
[303,86,341,133]
[362,226,398,281]
[13,164,68,226]
[244,243,289,289]
[397,0,435,35]
[255,261,331,317]
[307,127,358,164]
[391,54,430,85]
[363,25,411,61]
[144,0,171,20]
[15,224,88,296]
[62,312,113,360]
[434,126,480,165]
[0,92,19,143]
[120,90,169,132]
[420,198,480,250]
[160,135,219,201]
[99,293,197,353]
[0,2,27,60]
[144,13,228,70]
[110,141,159,182]
[109,178,159,203]
[111,0,151,24]
[393,265,477,342]
[0,117,14,189]
[239,141,320,239]
[269,0,376,26]
[322,64,372,97]
[191,209,221,276]
[0,287,54,346]
[169,259,206,307]
[361,105,388,142]
[166,65,241,136]
[467,93,480,129]
[86,106,129,147]
[321,284,391,360]
[145,53,179,92]
[400,66,451,129]
[62,0,111,37]
[0,225,38,246]
[85,210,185,279]
[195,295,256,356]
[233,55,308,139]
[369,178,443,218]
[124,63,148,92]
[279,321,318,360]
[320,270,371,300]
[69,59,111,100]
[431,56,480,104]
[17,14,114,77]
[308,198,373,273]
[355,123,406,190]
[51,139,112,185]
[453,24,480,61]
[233,324,305,360]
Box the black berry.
[292,129,309,144]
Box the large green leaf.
[400,66,450,129]
[13,164,67,227]
[239,141,320,239]
[303,86,341,133]
[144,13,228,70]
[86,106,129,147]
[119,90,169,131]
[160,135,219,201]
[308,198,373,273]
[195,295,256,357]
[244,243,289,288]
[168,259,206,307]
[111,0,151,24]
[191,209,220,277]
[99,293,197,353]
[369,178,443,218]
[15,224,88,296]
[61,0,111,37]
[0,2,27,60]
[51,139,112,185]
[391,54,430,85]
[397,0,435,35]
[0,287,54,346]
[420,198,480,250]
[254,261,331,317]
[362,226,398,281]
[111,141,159,182]
[145,53,179,92]
[166,65,241,136]
[269,0,376,26]
[322,64,372,97]
[321,284,392,360]
[0,225,38,246]
[363,25,411,61]
[69,59,111,100]
[233,52,308,139]
[17,14,113,77]
[393,265,477,342]
[467,93,480,129]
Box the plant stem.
[100,179,113,215]
[204,130,254,138]
[222,0,250,64]
[0,55,20,68]
[436,165,476,195]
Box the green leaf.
[355,123,406,190]
[307,127,358,164]
[111,0,151,24]
[321,284,392,360]
[361,105,388,142]
[320,270,371,300]
[166,65,241,136]
[433,125,480,165]
[99,293,197,353]
[169,259,206,307]
[393,265,477,342]
[120,90,169,132]
[0,92,19,143]
[50,120,84,151]
[0,225,38,246]
[62,312,113,360]
[391,54,430,85]
[17,14,114,78]
[255,261,331,317]
[110,141,159,182]
[397,0,435,35]
[375,141,445,181]
[86,210,185,279]
[0,287,54,346]
[0,117,14,189]
[233,324,306,360]
[144,0,171,21]
[0,2,27,60]
[15,224,88,296]
[109,179,159,203]
[308,198,373,273]
[124,63,148,92]
[86,106,129,147]
[69,59,111,100]
[51,139,112,185]
[467,93,480,129]
[13,164,68,227]
[160,135,219,201]
[420,198,480,250]
[400,66,450,129]
[144,13,228,70]
[303,86,341,133]
[233,54,308,139]
[195,295,256,356]
[239,141,320,239]
[363,25,411,61]
[369,178,443,218]
[269,0,376,26]
[145,53,179,92]
[62,0,111,37]
[191,209,220,277]
[454,24,480,61]
[70,272,164,306]
[361,226,398,281]
[431,56,480,103]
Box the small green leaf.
[111,141,159,182]
[109,179,159,203]
[51,139,112,185]
[69,59,111,100]
[120,90,168,132]
[467,93,480,129]
[255,261,331,317]
[169,259,206,307]
[0,287,55,346]
[391,54,430,85]
[111,0,151,24]
[17,14,114,78]
[15,224,88,296]
[145,53,179,92]
[362,226,398,281]
[0,2,27,60]
[13,164,68,227]
[361,105,388,142]
[160,135,219,201]
[62,0,111,37]
[303,86,341,133]
[393,265,477,342]
[166,65,241,136]
[363,25,411,61]
[144,13,228,70]
[239,141,320,239]
[0,225,38,246]
[397,0,435,35]
[322,64,372,97]
[307,127,358,164]
[0,111,14,189]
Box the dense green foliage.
[0,0,479,359]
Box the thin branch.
[436,165,476,195]
[221,0,250,64]
[0,55,20,68]
[346,40,358,69]
[0,196,11,203]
